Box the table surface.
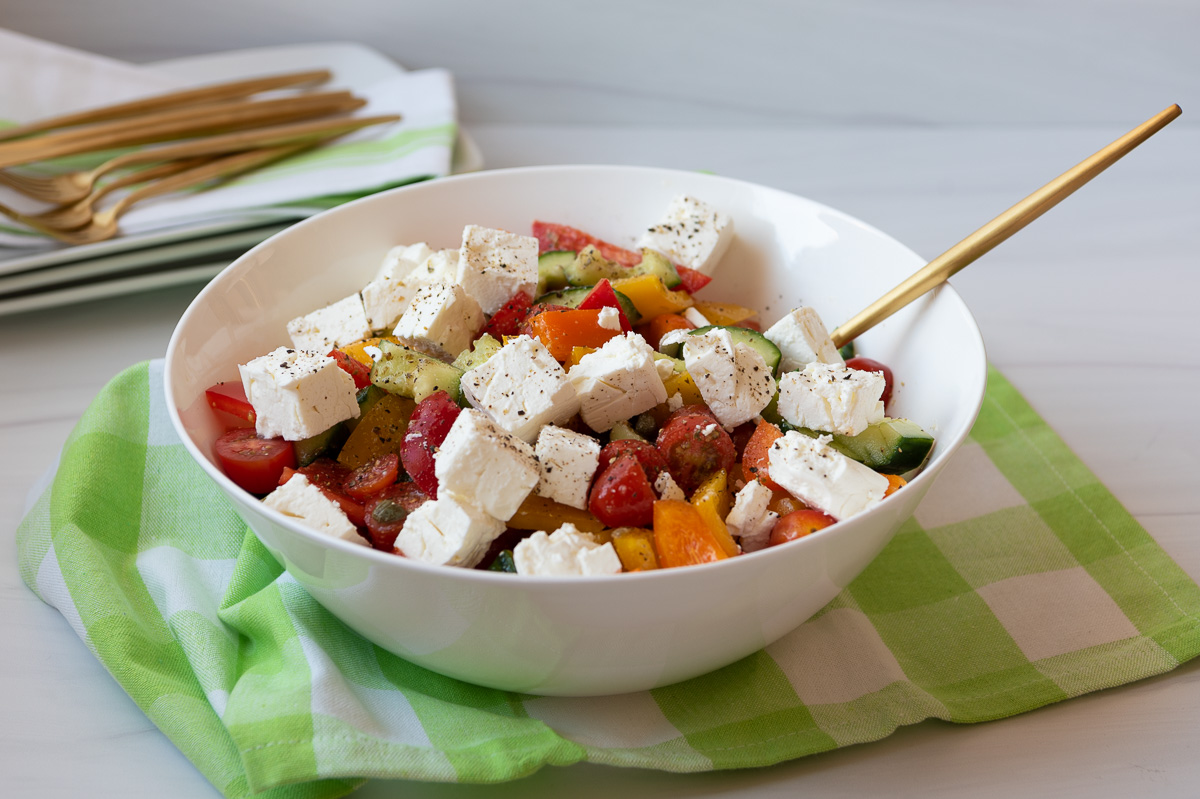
[2,122,1198,797]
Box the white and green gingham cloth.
[16,360,1200,798]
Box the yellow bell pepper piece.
[611,274,693,320]
[508,495,606,534]
[690,470,739,557]
[336,393,416,469]
[569,346,597,366]
[691,300,757,327]
[611,527,659,571]
[661,370,705,405]
[340,336,400,366]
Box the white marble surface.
[1,3,1199,793]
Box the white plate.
[0,42,483,315]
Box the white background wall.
[1,0,1195,127]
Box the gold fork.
[0,113,399,205]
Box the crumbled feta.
[654,471,686,501]
[659,327,691,353]
[455,225,539,314]
[434,409,540,521]
[534,425,602,510]
[264,473,367,546]
[683,328,777,428]
[238,346,359,441]
[764,307,844,373]
[568,332,669,432]
[394,494,505,568]
[513,524,622,576]
[777,361,885,436]
[363,345,383,362]
[654,356,677,382]
[682,307,711,328]
[597,306,622,331]
[767,431,888,521]
[461,335,580,443]
[286,293,372,353]
[392,281,485,360]
[638,195,734,276]
[667,392,684,412]
[725,479,779,552]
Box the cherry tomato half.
[205,383,256,426]
[364,482,430,551]
[769,509,837,547]
[589,454,655,528]
[214,428,295,494]
[401,391,461,499]
[656,406,736,494]
[329,349,372,389]
[596,440,667,486]
[343,453,401,501]
[845,356,894,407]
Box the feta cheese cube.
[768,431,888,521]
[286,293,372,353]
[534,425,602,510]
[374,242,435,284]
[513,524,623,577]
[405,248,461,289]
[461,335,580,443]
[682,307,711,328]
[361,278,415,332]
[764,307,844,373]
[454,225,539,314]
[597,306,622,331]
[395,494,506,568]
[725,479,779,552]
[392,281,485,360]
[638,195,734,276]
[777,361,885,436]
[682,328,777,428]
[568,332,668,432]
[435,409,540,521]
[239,347,359,441]
[264,473,367,546]
[654,471,686,501]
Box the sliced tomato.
[205,382,255,426]
[769,509,836,546]
[596,439,667,486]
[675,265,712,294]
[576,278,633,332]
[329,349,372,389]
[845,356,894,407]
[364,482,430,551]
[343,453,401,501]
[741,420,784,492]
[214,428,295,494]
[531,221,640,266]
[588,453,655,528]
[655,406,736,494]
[401,391,461,499]
[480,290,534,339]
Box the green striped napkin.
[17,360,1200,799]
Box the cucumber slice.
[564,246,621,286]
[609,419,647,442]
[537,250,574,295]
[838,341,856,360]
[798,418,935,475]
[451,334,503,373]
[535,285,643,325]
[294,423,349,467]
[371,340,465,404]
[682,325,783,373]
[630,248,682,289]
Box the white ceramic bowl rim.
[165,164,986,586]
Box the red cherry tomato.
[769,509,837,547]
[480,291,534,339]
[596,439,667,485]
[588,453,655,528]
[343,453,401,501]
[205,383,255,426]
[214,428,296,494]
[329,349,372,389]
[401,391,462,499]
[363,482,430,551]
[288,458,366,526]
[655,406,736,494]
[675,265,712,294]
[845,356,894,407]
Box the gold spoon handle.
[830,103,1182,348]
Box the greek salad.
[206,195,935,575]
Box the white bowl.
[165,165,986,696]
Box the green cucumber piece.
[839,341,857,360]
[534,285,643,325]
[609,419,647,442]
[798,418,935,475]
[451,334,503,373]
[564,245,622,286]
[537,250,574,295]
[294,423,348,467]
[681,325,783,373]
[630,248,682,288]
[488,549,517,573]
[371,340,465,404]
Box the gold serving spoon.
[830,103,1182,347]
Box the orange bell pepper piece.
[529,309,621,361]
[340,336,400,366]
[640,312,695,349]
[653,500,731,568]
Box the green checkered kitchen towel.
[16,360,1200,798]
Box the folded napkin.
[0,29,459,249]
[17,361,1200,798]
